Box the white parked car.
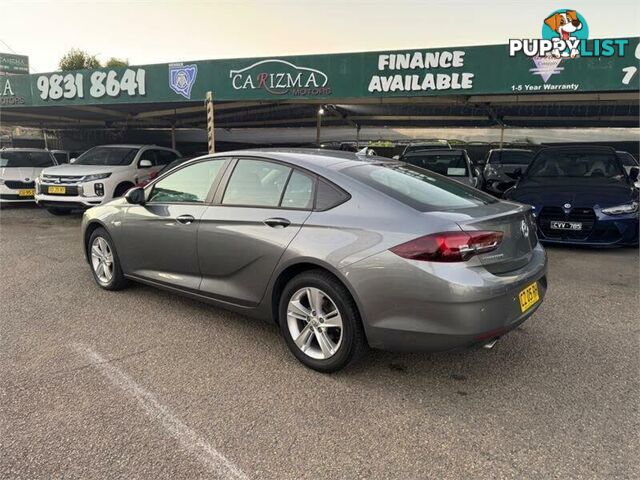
[0,148,58,203]
[35,144,181,215]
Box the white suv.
[1,148,58,203]
[35,144,181,215]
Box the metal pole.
[171,123,176,150]
[499,124,505,149]
[206,91,215,154]
[316,109,322,147]
[356,125,360,149]
[43,128,48,150]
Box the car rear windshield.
[0,151,55,168]
[527,150,625,178]
[488,150,533,165]
[404,144,450,154]
[403,152,468,176]
[75,146,138,166]
[343,163,496,212]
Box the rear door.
[121,157,229,290]
[197,158,314,306]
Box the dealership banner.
[0,52,29,75]
[1,38,638,108]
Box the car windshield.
[75,146,138,166]
[617,152,638,167]
[343,163,496,212]
[527,150,625,178]
[488,150,533,165]
[0,151,55,168]
[403,152,468,176]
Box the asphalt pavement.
[1,205,638,479]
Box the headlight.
[83,173,111,182]
[602,202,638,215]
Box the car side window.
[281,171,314,209]
[314,179,350,211]
[139,149,158,166]
[222,159,291,207]
[156,150,178,166]
[148,159,225,203]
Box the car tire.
[113,183,134,198]
[279,269,366,372]
[88,227,128,291]
[46,207,72,215]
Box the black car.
[482,148,534,197]
[504,146,639,247]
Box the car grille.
[538,206,596,240]
[4,180,35,189]
[41,174,84,184]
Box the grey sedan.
[82,149,547,372]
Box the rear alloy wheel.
[279,270,366,372]
[88,228,128,290]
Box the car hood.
[508,177,636,208]
[0,166,43,181]
[41,164,130,176]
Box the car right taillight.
[389,231,503,262]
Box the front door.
[120,158,228,291]
[198,159,314,306]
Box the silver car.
[82,149,547,372]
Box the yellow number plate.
[18,189,35,197]
[48,186,66,194]
[519,282,540,313]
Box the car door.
[120,157,229,291]
[198,158,314,306]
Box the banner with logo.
[1,37,638,108]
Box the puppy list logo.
[169,63,198,99]
[509,9,629,82]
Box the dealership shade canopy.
[1,38,638,130]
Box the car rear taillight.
[390,231,503,262]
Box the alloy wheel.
[286,287,343,360]
[90,236,114,284]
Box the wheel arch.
[269,259,366,333]
[113,181,135,198]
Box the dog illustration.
[544,10,582,58]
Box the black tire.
[46,207,72,215]
[87,227,129,291]
[278,269,366,373]
[113,183,134,198]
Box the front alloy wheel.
[90,237,114,285]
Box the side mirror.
[139,159,153,168]
[474,167,481,177]
[629,166,639,181]
[392,155,400,160]
[69,157,77,164]
[125,186,146,205]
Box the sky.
[1,0,639,73]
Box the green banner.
[0,52,29,75]
[1,38,638,109]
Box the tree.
[105,57,129,68]
[58,48,101,71]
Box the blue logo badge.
[169,64,198,99]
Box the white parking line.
[72,343,249,480]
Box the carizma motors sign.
[229,59,331,96]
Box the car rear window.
[0,151,55,168]
[488,150,533,165]
[343,163,496,212]
[403,152,468,176]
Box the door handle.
[263,217,291,228]
[176,214,195,225]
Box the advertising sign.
[0,52,29,75]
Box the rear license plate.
[550,221,582,231]
[48,186,66,194]
[519,282,540,313]
[18,189,35,197]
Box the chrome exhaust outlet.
[483,339,499,349]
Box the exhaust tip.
[483,339,499,349]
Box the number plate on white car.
[550,221,582,231]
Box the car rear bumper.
[341,243,548,352]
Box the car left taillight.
[389,231,503,262]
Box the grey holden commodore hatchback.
[82,149,547,372]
